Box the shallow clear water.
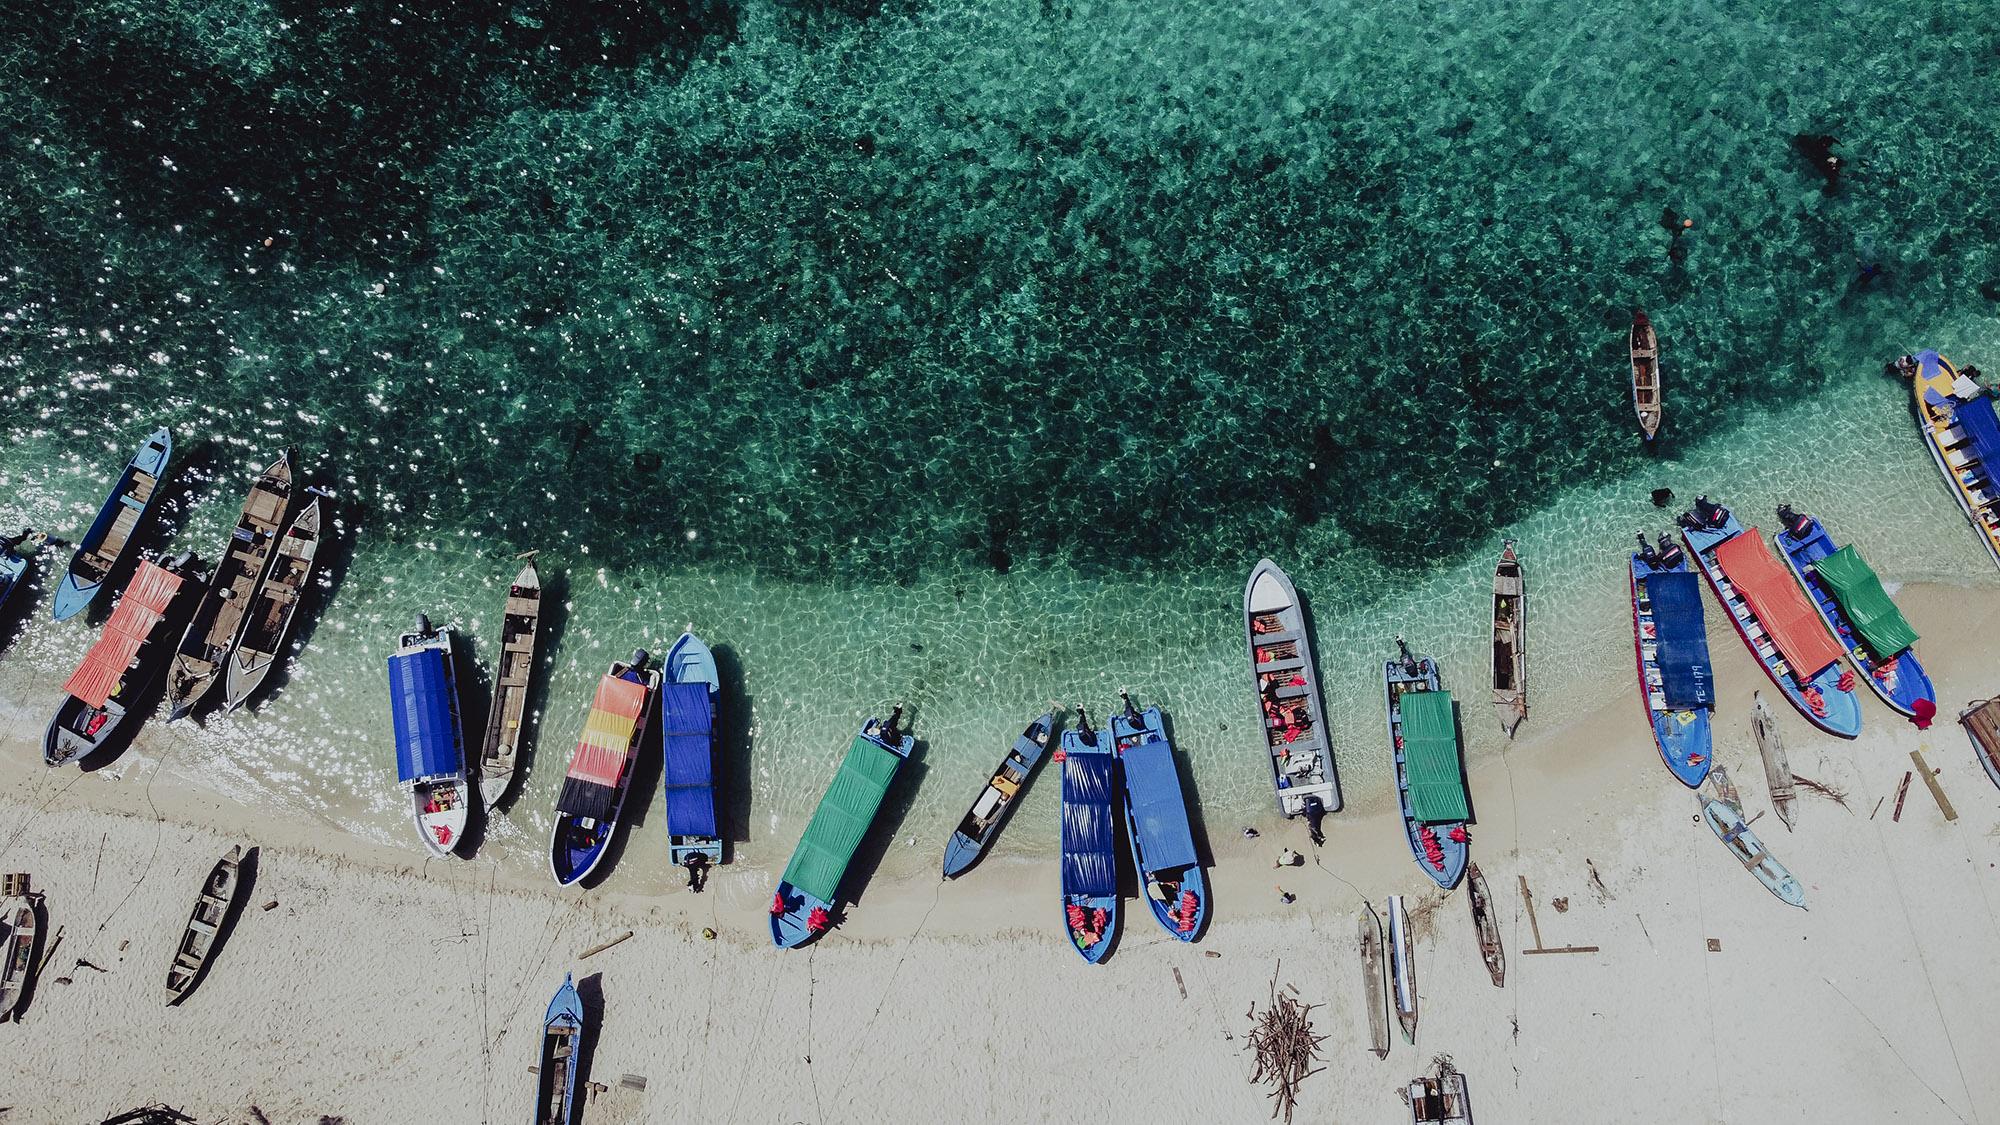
[2,0,1998,881]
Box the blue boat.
[1629,534,1715,787]
[942,711,1056,879]
[1384,639,1469,891]
[0,530,57,623]
[1111,694,1208,941]
[1679,498,1862,738]
[1059,710,1120,963]
[550,652,660,886]
[1772,507,1937,722]
[53,427,172,622]
[661,631,722,869]
[771,710,914,948]
[534,974,585,1125]
[388,616,470,858]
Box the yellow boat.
[1902,350,2000,569]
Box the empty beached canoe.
[165,845,244,1004]
[1699,795,1805,908]
[0,878,35,1021]
[535,974,586,1125]
[475,557,543,808]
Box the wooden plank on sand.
[1909,749,1956,822]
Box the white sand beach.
[0,582,1997,1124]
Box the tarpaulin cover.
[63,561,182,708]
[389,646,461,781]
[556,673,647,822]
[1398,690,1469,823]
[1955,393,2000,476]
[1813,545,1919,658]
[1122,741,1198,872]
[1647,571,1714,708]
[1060,752,1117,896]
[660,682,717,838]
[781,734,903,902]
[1713,530,1844,679]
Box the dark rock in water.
[1651,488,1675,508]
[632,451,662,473]
[909,642,923,652]
[1979,280,2000,302]
[853,133,876,156]
[1792,133,1844,193]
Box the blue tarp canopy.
[389,648,461,781]
[660,683,717,837]
[1060,753,1116,896]
[1649,571,1714,709]
[1121,741,1198,872]
[1958,394,2000,475]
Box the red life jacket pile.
[1175,891,1198,933]
[769,892,787,915]
[1835,668,1856,693]
[84,712,108,737]
[1873,655,1896,681]
[1802,685,1828,717]
[1066,902,1108,949]
[807,906,831,933]
[1419,826,1445,869]
[1051,748,1067,763]
[1448,825,1469,844]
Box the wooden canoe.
[477,557,543,808]
[0,878,35,1021]
[167,845,243,1003]
[223,494,323,713]
[536,974,586,1125]
[52,427,172,622]
[1358,908,1389,1059]
[166,449,296,719]
[1490,542,1526,738]
[1466,861,1505,988]
[1631,310,1661,441]
[1388,894,1418,1044]
[1958,697,2000,792]
[1751,693,1797,829]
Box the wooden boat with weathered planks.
[1406,1058,1475,1123]
[1245,559,1341,825]
[53,428,172,622]
[166,845,244,1003]
[222,494,324,713]
[166,449,296,719]
[1358,908,1389,1059]
[1957,696,2000,792]
[1490,542,1526,738]
[476,557,543,808]
[1388,894,1418,1044]
[1901,350,2000,569]
[1466,861,1505,988]
[0,874,35,1021]
[1751,693,1796,830]
[536,973,586,1125]
[942,710,1056,879]
[1630,309,1661,441]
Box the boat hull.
[53,428,173,622]
[1699,797,1806,908]
[1358,909,1389,1059]
[166,845,243,1003]
[44,696,130,768]
[478,560,543,809]
[1629,553,1714,787]
[1385,653,1468,891]
[769,724,914,948]
[1057,726,1120,963]
[1244,559,1341,818]
[1388,894,1418,1043]
[412,778,468,858]
[1773,516,1935,720]
[1490,543,1527,738]
[662,631,723,867]
[1113,705,1208,942]
[1466,861,1505,988]
[941,712,1055,880]
[222,496,324,713]
[0,897,37,1020]
[1906,350,2000,570]
[537,975,586,1125]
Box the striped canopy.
[63,561,183,708]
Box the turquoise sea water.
[2,1,1999,880]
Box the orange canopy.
[565,673,648,786]
[1713,529,1843,680]
[63,561,184,708]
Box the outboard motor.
[1693,495,1726,527]
[414,613,432,635]
[1777,504,1812,538]
[1656,535,1686,570]
[629,647,650,670]
[1119,690,1143,728]
[1675,510,1704,533]
[1074,705,1096,746]
[1395,635,1421,676]
[1301,794,1327,847]
[1634,532,1658,567]
[879,703,906,744]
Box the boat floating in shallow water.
[661,631,722,869]
[1900,350,2000,569]
[551,652,660,885]
[166,449,296,720]
[1384,638,1470,891]
[1629,532,1715,787]
[771,709,913,948]
[942,710,1055,880]
[1630,309,1661,442]
[1112,693,1207,942]
[1057,709,1119,963]
[222,493,324,713]
[1244,559,1340,827]
[53,427,172,623]
[1773,506,1936,723]
[46,554,201,767]
[1699,794,1805,908]
[389,616,470,858]
[1679,497,1860,739]
[476,557,543,808]
[1490,542,1527,739]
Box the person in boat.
[1301,795,1326,846]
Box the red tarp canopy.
[565,673,648,787]
[1713,529,1844,680]
[63,561,183,708]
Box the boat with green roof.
[1384,637,1469,890]
[770,708,913,948]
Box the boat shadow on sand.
[712,642,754,865]
[169,846,258,1007]
[572,971,606,1102]
[823,731,928,931]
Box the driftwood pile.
[1244,963,1326,1123]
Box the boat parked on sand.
[45,554,201,767]
[1752,693,1797,830]
[1245,559,1340,831]
[1,530,59,626]
[661,631,722,870]
[1384,638,1470,890]
[1699,795,1805,908]
[389,616,470,858]
[1679,496,1860,738]
[1956,696,2000,792]
[1406,1057,1474,1123]
[1111,693,1207,941]
[0,874,35,1021]
[476,557,543,807]
[53,427,172,622]
[1629,532,1715,787]
[1898,350,2000,568]
[166,845,244,1003]
[942,710,1055,879]
[1490,543,1527,738]
[1358,908,1389,1060]
[1388,894,1418,1043]
[771,708,914,948]
[551,652,660,885]
[1773,505,1936,723]
[1057,709,1119,963]
[1466,862,1504,988]
[535,974,586,1125]
[166,449,296,719]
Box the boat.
[1630,533,1715,787]
[1244,559,1341,826]
[550,652,661,885]
[1751,693,1797,829]
[1388,893,1418,1043]
[1406,1057,1474,1124]
[1956,696,2000,791]
[661,631,722,868]
[941,710,1056,879]
[1056,709,1119,963]
[771,709,915,948]
[1899,350,2000,568]
[1,530,56,623]
[165,845,243,1003]
[45,554,201,767]
[1111,693,1207,941]
[220,494,323,713]
[0,874,34,1021]
[165,449,296,719]
[1678,497,1861,738]
[1466,862,1504,988]
[1698,795,1805,908]
[1358,909,1389,1060]
[388,616,470,858]
[475,557,543,807]
[535,974,586,1125]
[1490,543,1527,738]
[1630,309,1661,442]
[52,427,172,622]
[1772,506,1936,722]
[1709,764,1742,813]
[1384,638,1470,890]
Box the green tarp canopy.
[781,735,903,902]
[1813,546,1919,659]
[1399,690,1469,823]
